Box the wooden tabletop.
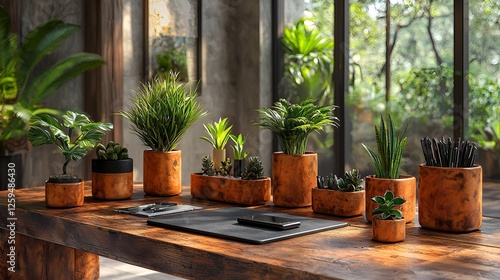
[1,183,500,279]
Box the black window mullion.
[453,0,469,139]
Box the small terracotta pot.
[190,173,271,205]
[312,188,365,217]
[92,158,133,200]
[365,175,416,223]
[45,180,84,208]
[143,150,181,196]
[272,152,317,207]
[212,149,226,170]
[418,164,482,232]
[372,216,406,243]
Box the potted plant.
[200,117,233,170]
[119,71,207,196]
[256,98,339,207]
[230,133,248,177]
[313,169,365,217]
[362,115,416,223]
[191,155,271,205]
[418,137,482,232]
[91,141,133,200]
[0,6,104,190]
[27,111,112,208]
[371,190,407,243]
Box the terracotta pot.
[190,173,271,205]
[272,152,317,207]
[418,164,482,232]
[92,158,133,200]
[365,175,416,223]
[372,216,406,243]
[45,180,84,208]
[312,188,365,217]
[143,150,181,196]
[212,149,226,170]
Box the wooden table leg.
[1,229,99,279]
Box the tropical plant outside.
[0,6,105,143]
[27,111,113,176]
[120,71,207,152]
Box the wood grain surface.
[1,183,500,279]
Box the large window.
[276,0,499,180]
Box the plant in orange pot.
[313,169,365,217]
[120,72,207,196]
[362,115,416,223]
[371,190,407,243]
[418,137,482,232]
[256,98,339,207]
[27,111,112,208]
[191,155,271,205]
[92,141,133,200]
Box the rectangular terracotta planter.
[312,188,365,217]
[190,173,271,206]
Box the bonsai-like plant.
[230,133,248,160]
[362,115,408,179]
[95,141,129,160]
[371,190,406,220]
[0,7,104,145]
[27,111,112,180]
[119,71,207,152]
[256,98,339,155]
[317,169,364,192]
[242,156,266,180]
[200,117,233,150]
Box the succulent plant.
[317,169,363,192]
[96,141,129,160]
[219,158,232,177]
[242,156,265,180]
[372,190,406,220]
[201,155,215,176]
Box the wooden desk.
[1,184,500,279]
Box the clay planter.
[45,180,84,208]
[190,173,271,205]
[312,188,365,217]
[365,175,416,223]
[143,150,181,196]
[92,158,133,200]
[272,152,317,207]
[418,164,482,232]
[212,148,226,170]
[372,217,406,243]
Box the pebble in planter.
[191,156,271,206]
[92,141,133,200]
[313,169,365,217]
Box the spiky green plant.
[201,155,215,176]
[0,6,104,142]
[119,71,207,152]
[96,141,129,160]
[256,98,339,155]
[242,156,266,180]
[371,190,406,220]
[200,117,233,150]
[229,133,248,160]
[27,111,113,176]
[362,115,408,179]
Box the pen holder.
[418,164,482,232]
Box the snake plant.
[362,115,408,179]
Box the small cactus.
[242,156,265,180]
[96,141,129,160]
[317,169,363,192]
[218,158,232,177]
